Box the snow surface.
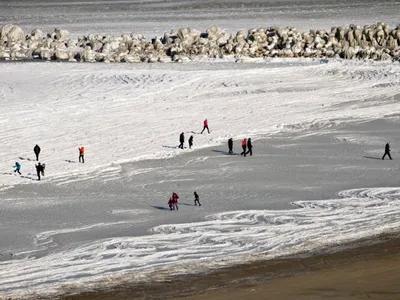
[1,59,400,190]
[1,186,400,298]
[1,58,400,298]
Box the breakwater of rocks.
[1,23,400,62]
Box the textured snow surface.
[1,60,400,189]
[1,187,400,298]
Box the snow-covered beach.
[1,1,400,299]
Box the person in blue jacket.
[13,162,21,175]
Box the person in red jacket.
[78,146,85,163]
[201,119,210,134]
[172,192,179,210]
[168,197,174,210]
[240,138,247,157]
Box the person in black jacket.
[35,162,45,181]
[246,138,253,156]
[194,191,201,206]
[188,135,193,149]
[179,132,185,149]
[228,138,233,154]
[34,144,41,161]
[382,142,392,160]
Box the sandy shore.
[60,232,400,300]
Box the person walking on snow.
[179,133,185,149]
[188,135,193,149]
[34,144,41,161]
[13,162,21,175]
[240,138,247,157]
[246,138,253,156]
[201,119,210,134]
[79,146,85,163]
[35,162,45,180]
[194,191,201,206]
[168,197,174,210]
[382,142,392,160]
[228,138,233,154]
[172,192,179,210]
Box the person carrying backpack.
[13,162,21,175]
[35,162,45,180]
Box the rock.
[7,26,25,42]
[55,49,69,60]
[55,28,70,42]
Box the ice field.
[1,0,400,298]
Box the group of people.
[179,133,194,149]
[178,119,210,149]
[168,191,201,210]
[12,145,85,181]
[228,137,254,156]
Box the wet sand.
[61,233,400,300]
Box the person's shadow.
[19,157,35,161]
[363,156,382,160]
[151,205,170,211]
[212,150,239,156]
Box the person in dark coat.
[34,144,41,161]
[179,132,185,149]
[188,135,193,149]
[194,191,201,206]
[35,162,45,181]
[382,142,392,160]
[246,138,253,156]
[228,138,233,154]
[240,138,247,157]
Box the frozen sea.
[1,1,400,299]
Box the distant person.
[240,138,247,157]
[228,138,233,154]
[201,119,210,134]
[382,142,392,160]
[172,192,179,210]
[179,133,185,149]
[168,196,174,210]
[35,162,45,180]
[188,135,193,149]
[13,162,21,175]
[33,144,41,161]
[79,146,85,163]
[194,191,201,206]
[246,138,253,156]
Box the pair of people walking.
[179,133,194,149]
[168,191,201,210]
[240,138,253,157]
[168,192,180,210]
